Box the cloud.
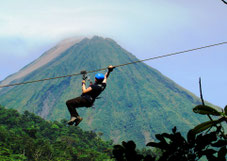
[0,0,192,40]
[0,1,123,38]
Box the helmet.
[95,73,105,82]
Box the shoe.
[75,116,83,126]
[67,116,77,125]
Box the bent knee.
[66,100,71,106]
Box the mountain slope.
[0,37,84,87]
[0,36,208,147]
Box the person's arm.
[82,80,92,94]
[103,65,114,84]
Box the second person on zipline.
[66,65,114,126]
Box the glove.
[108,65,115,72]
[80,70,87,80]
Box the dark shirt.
[81,83,106,103]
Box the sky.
[0,0,227,108]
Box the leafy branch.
[192,78,227,139]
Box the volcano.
[0,36,208,147]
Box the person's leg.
[66,97,84,125]
[66,96,92,125]
[66,97,81,117]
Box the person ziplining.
[66,65,115,126]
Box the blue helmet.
[95,73,105,82]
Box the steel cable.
[0,41,226,88]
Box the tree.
[113,103,227,161]
[113,140,155,161]
[0,105,112,160]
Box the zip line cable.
[0,41,226,88]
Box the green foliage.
[113,141,155,161]
[224,105,227,115]
[191,120,223,134]
[191,104,227,135]
[0,147,27,161]
[113,104,227,161]
[193,105,221,116]
[113,126,226,161]
[147,127,226,161]
[0,105,112,160]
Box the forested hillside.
[0,105,112,161]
